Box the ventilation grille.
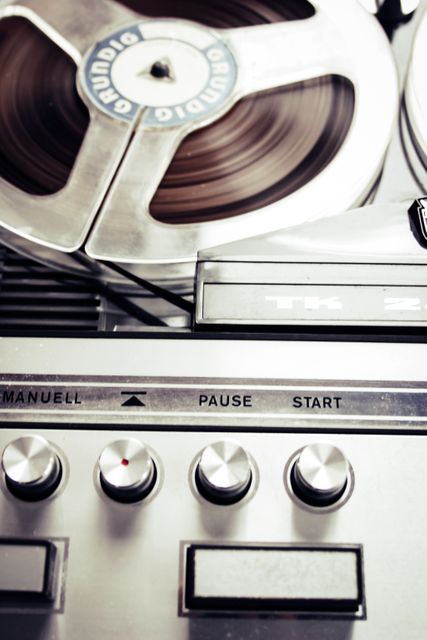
[0,249,101,332]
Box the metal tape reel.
[0,0,398,279]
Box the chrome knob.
[291,443,349,507]
[99,439,157,503]
[1,435,62,501]
[195,440,252,505]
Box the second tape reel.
[404,6,427,191]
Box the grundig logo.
[83,23,237,125]
[85,29,141,119]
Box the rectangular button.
[0,539,58,603]
[183,544,364,617]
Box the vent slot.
[0,250,101,331]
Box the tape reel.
[0,0,398,278]
[404,6,427,191]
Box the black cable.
[19,259,168,327]
[69,252,169,326]
[2,249,190,327]
[99,260,195,314]
[86,278,168,327]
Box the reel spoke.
[0,112,134,252]
[223,9,345,97]
[86,124,190,263]
[0,0,139,62]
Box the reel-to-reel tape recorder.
[0,1,426,639]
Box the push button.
[0,539,58,604]
[183,543,364,617]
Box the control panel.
[0,337,426,640]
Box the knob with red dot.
[98,439,156,503]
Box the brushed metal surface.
[0,338,426,429]
[0,428,426,638]
[195,202,427,326]
[0,337,425,637]
[0,377,427,427]
[196,440,252,504]
[2,435,58,485]
[292,443,349,506]
[98,438,156,502]
[1,435,62,501]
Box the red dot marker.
[121,458,129,467]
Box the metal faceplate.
[0,337,427,638]
[0,0,398,266]
[195,202,427,327]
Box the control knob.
[98,439,157,503]
[291,443,349,507]
[1,435,62,501]
[195,440,252,505]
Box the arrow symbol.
[121,391,147,407]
